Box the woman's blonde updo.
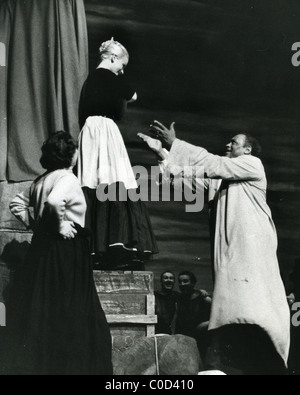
[99,37,129,61]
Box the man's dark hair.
[178,271,197,285]
[244,134,262,158]
[40,131,78,171]
[160,271,175,282]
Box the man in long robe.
[138,122,290,374]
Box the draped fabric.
[0,0,88,181]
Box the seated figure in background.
[176,271,212,361]
[155,271,180,335]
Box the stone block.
[113,335,201,375]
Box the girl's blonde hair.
[99,37,129,61]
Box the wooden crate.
[93,271,157,350]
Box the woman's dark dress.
[1,171,113,375]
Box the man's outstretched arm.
[149,121,264,182]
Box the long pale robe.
[165,139,290,365]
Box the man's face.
[178,275,194,295]
[161,272,175,292]
[225,134,251,158]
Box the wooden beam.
[94,271,154,294]
[146,294,155,315]
[106,315,157,325]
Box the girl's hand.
[59,221,77,240]
[287,293,296,306]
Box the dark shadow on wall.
[0,240,31,304]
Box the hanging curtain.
[0,0,88,181]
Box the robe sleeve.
[168,139,264,181]
[158,149,210,190]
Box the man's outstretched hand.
[137,133,168,160]
[138,133,162,154]
[150,120,177,147]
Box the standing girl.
[78,38,158,269]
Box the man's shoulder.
[234,155,266,181]
[237,154,263,167]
